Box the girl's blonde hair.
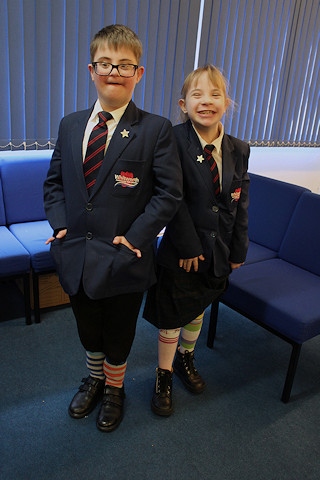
[180,64,234,121]
[90,24,143,64]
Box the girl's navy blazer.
[157,120,250,278]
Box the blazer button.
[86,203,93,211]
[86,232,93,240]
[212,206,219,213]
[210,232,216,238]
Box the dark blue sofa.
[0,150,55,323]
[208,174,320,402]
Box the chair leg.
[23,273,32,325]
[281,343,302,403]
[207,299,220,348]
[32,272,41,323]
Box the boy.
[43,25,182,432]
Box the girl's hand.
[45,228,67,245]
[113,236,142,258]
[179,255,205,272]
[229,261,244,270]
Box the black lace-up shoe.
[173,349,206,394]
[151,367,173,416]
[68,376,105,419]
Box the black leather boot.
[68,376,105,419]
[173,349,206,394]
[151,367,173,416]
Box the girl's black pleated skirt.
[143,265,227,329]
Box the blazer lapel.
[186,122,216,202]
[70,109,92,195]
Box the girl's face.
[179,72,229,138]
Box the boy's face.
[88,43,144,111]
[179,72,229,137]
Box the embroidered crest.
[120,129,129,138]
[231,187,241,202]
[197,155,204,163]
[114,171,139,188]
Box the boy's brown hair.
[90,24,143,64]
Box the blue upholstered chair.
[208,188,320,402]
[0,151,55,323]
[0,177,31,324]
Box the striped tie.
[83,111,112,194]
[204,144,220,196]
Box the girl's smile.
[179,71,230,140]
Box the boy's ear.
[88,63,95,81]
[136,66,145,83]
[178,98,187,113]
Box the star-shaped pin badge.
[120,129,129,138]
[197,155,204,163]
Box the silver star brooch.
[197,155,204,163]
[120,129,129,138]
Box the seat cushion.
[223,258,320,344]
[0,226,30,275]
[9,220,55,272]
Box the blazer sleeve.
[124,117,183,250]
[163,200,203,258]
[228,143,250,264]
[43,118,68,231]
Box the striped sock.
[103,359,127,388]
[179,312,204,354]
[86,351,105,380]
[158,328,181,371]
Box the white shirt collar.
[90,100,128,124]
[193,122,224,154]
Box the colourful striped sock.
[103,360,127,388]
[158,328,181,371]
[179,312,204,354]
[86,351,105,380]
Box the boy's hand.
[45,229,67,244]
[179,255,205,272]
[113,236,142,258]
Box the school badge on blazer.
[114,171,139,188]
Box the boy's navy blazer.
[44,101,182,298]
[157,120,250,278]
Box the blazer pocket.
[110,243,138,277]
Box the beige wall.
[249,147,320,193]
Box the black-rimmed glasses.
[92,62,138,77]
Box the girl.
[144,64,250,416]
